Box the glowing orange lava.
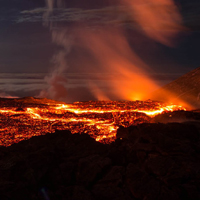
[0,99,185,146]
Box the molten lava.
[0,99,185,146]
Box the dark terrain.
[0,110,200,200]
[152,67,200,109]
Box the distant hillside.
[0,96,65,108]
[152,67,200,109]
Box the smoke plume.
[39,0,71,101]
[38,0,184,102]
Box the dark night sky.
[0,0,200,101]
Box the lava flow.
[0,98,185,146]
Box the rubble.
[0,120,200,200]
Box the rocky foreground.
[0,111,200,200]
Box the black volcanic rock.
[152,67,200,108]
[0,121,200,200]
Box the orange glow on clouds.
[123,0,184,46]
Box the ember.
[0,98,185,146]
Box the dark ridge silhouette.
[152,67,200,109]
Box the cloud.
[17,6,138,28]
[21,8,47,14]
[0,71,177,101]
[17,4,187,33]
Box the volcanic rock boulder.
[0,122,200,200]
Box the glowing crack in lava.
[0,99,185,146]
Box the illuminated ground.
[0,97,185,146]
